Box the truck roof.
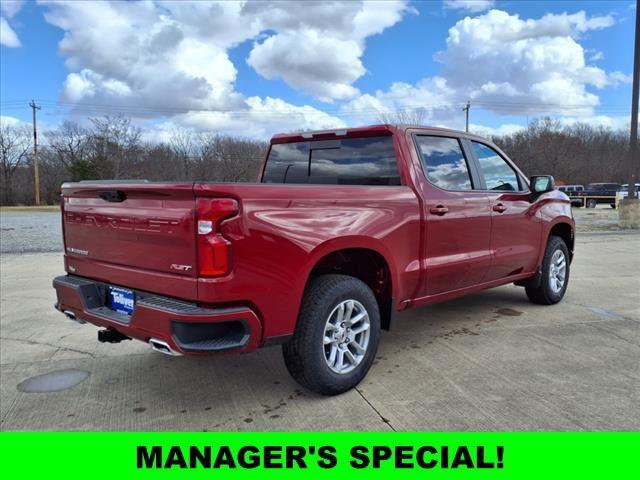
[271,124,488,144]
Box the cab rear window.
[262,136,401,186]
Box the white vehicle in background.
[615,184,640,208]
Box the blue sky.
[0,0,636,139]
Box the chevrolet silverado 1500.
[53,125,575,394]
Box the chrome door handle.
[493,203,507,213]
[429,205,449,215]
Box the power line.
[1,98,632,113]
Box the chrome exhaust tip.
[149,338,181,356]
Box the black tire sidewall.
[285,275,381,395]
[540,236,570,303]
[318,282,379,385]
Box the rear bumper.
[52,275,262,355]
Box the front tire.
[282,274,380,395]
[526,236,570,305]
[587,199,597,208]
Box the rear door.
[412,134,492,296]
[467,141,541,281]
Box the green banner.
[1,432,638,479]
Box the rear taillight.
[196,198,238,277]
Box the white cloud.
[247,1,413,101]
[443,1,495,13]
[556,115,630,130]
[41,0,243,113]
[607,71,633,86]
[1,1,24,47]
[469,123,525,137]
[0,115,26,127]
[37,0,407,135]
[155,97,346,140]
[343,8,625,122]
[1,1,23,18]
[0,16,20,47]
[248,30,364,102]
[30,2,630,138]
[588,51,604,62]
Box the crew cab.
[53,125,575,395]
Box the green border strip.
[1,432,638,479]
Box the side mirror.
[530,175,555,194]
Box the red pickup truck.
[53,125,574,395]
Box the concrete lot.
[0,210,639,431]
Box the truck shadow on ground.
[85,286,535,428]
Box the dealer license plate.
[108,287,135,315]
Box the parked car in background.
[558,185,584,194]
[52,125,575,395]
[615,183,640,208]
[570,182,621,208]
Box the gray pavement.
[1,218,639,431]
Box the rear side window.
[309,137,400,185]
[471,142,521,192]
[262,136,400,185]
[262,142,310,184]
[415,135,473,190]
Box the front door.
[413,135,492,297]
[469,141,542,281]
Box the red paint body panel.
[54,125,575,354]
[194,183,421,338]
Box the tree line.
[0,114,633,206]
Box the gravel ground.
[0,205,636,255]
[571,206,627,232]
[0,211,63,254]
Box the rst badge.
[170,264,192,272]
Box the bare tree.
[0,123,32,205]
[492,117,630,184]
[1,113,633,205]
[377,108,427,125]
[196,133,265,182]
[45,121,92,181]
[170,128,197,179]
[89,115,141,178]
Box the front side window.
[472,142,521,191]
[415,135,473,190]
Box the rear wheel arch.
[303,247,394,330]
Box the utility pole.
[29,100,41,206]
[462,101,470,132]
[627,0,639,202]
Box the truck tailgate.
[61,182,198,298]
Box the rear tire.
[526,236,570,305]
[282,274,380,395]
